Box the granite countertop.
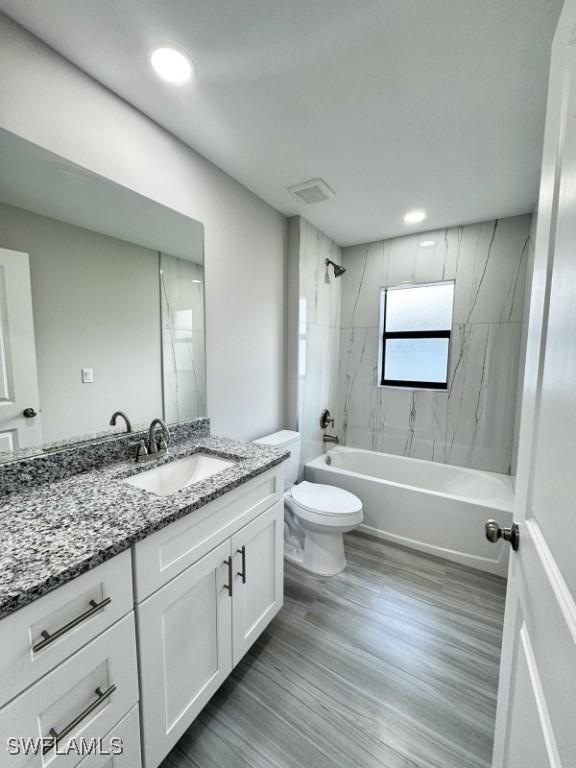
[0,436,289,620]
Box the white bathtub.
[305,446,514,576]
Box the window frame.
[378,280,455,391]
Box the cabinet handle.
[32,597,112,653]
[237,546,247,583]
[42,684,117,754]
[223,557,233,597]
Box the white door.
[136,540,233,768]
[231,501,284,666]
[0,248,42,451]
[491,4,576,767]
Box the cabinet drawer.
[134,466,282,601]
[75,705,141,768]
[0,613,139,768]
[0,551,133,709]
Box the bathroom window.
[378,281,454,389]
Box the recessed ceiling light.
[403,210,427,224]
[150,47,194,84]
[419,240,436,247]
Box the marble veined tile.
[451,216,531,325]
[299,218,342,328]
[338,322,522,473]
[299,323,341,467]
[297,218,343,468]
[336,214,531,473]
[341,215,531,329]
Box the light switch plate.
[81,367,94,383]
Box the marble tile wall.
[160,253,207,423]
[296,218,343,467]
[338,214,533,474]
[511,214,537,473]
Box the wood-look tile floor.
[161,533,507,768]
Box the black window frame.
[379,281,454,390]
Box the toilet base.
[284,529,347,577]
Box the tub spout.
[323,434,339,444]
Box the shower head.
[325,258,346,278]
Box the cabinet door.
[231,500,284,666]
[137,540,233,768]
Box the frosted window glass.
[386,283,454,332]
[384,339,449,383]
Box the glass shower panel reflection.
[160,253,206,423]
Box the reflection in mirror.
[161,254,206,422]
[0,129,205,460]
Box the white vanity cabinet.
[0,462,286,768]
[231,500,284,665]
[0,552,141,767]
[135,467,285,768]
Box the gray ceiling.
[0,0,563,245]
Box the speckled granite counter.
[0,436,289,620]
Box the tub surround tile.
[339,323,522,473]
[337,214,532,474]
[296,218,343,468]
[0,418,210,496]
[0,434,288,620]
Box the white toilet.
[254,431,363,576]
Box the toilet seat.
[287,481,363,527]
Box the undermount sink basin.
[124,453,236,497]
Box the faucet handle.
[135,440,148,462]
[320,409,335,429]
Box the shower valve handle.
[320,409,335,429]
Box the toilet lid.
[291,481,362,516]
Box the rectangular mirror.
[0,129,206,460]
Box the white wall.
[0,202,163,443]
[0,13,286,441]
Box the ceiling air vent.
[288,178,335,205]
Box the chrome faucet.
[133,418,170,462]
[323,434,339,444]
[109,411,132,433]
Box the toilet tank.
[253,430,301,489]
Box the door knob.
[485,519,520,551]
[22,408,38,418]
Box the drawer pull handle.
[223,557,233,597]
[33,597,112,652]
[237,546,247,583]
[43,684,117,755]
